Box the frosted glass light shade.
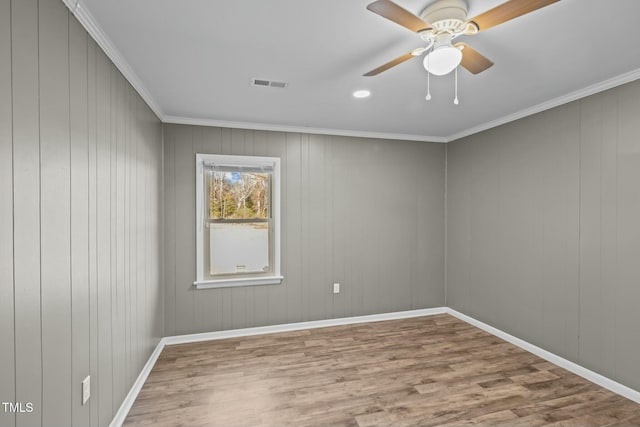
[423,46,462,76]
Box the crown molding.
[163,115,448,143]
[447,67,640,142]
[63,0,165,121]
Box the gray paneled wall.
[0,1,164,426]
[446,79,640,391]
[163,124,445,335]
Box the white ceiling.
[79,0,640,141]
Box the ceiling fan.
[364,0,561,77]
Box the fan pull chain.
[425,54,432,101]
[454,67,459,105]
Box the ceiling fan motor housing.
[420,0,469,35]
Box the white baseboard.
[163,307,448,345]
[445,308,640,404]
[109,339,165,427]
[110,306,640,426]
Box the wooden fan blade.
[469,0,561,32]
[455,43,494,74]
[363,52,417,77]
[366,0,430,33]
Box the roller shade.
[204,162,274,173]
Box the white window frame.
[194,153,283,289]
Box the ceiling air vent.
[251,78,288,88]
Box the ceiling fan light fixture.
[423,43,462,76]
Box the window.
[195,154,282,289]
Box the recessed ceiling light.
[353,90,371,99]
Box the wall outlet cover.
[333,283,340,294]
[82,376,90,405]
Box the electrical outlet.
[333,283,340,294]
[82,376,90,405]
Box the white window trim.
[194,153,282,290]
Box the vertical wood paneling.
[146,96,155,359]
[131,92,140,374]
[0,1,15,427]
[532,105,580,360]
[448,105,581,360]
[305,135,328,320]
[127,84,134,382]
[163,125,176,336]
[87,38,99,427]
[39,1,71,425]
[113,71,126,407]
[130,86,137,383]
[154,113,164,343]
[266,131,289,326]
[164,124,446,335]
[285,133,303,320]
[6,2,163,425]
[614,81,640,390]
[108,63,118,419]
[322,137,334,317]
[579,94,605,372]
[140,98,152,358]
[69,15,90,427]
[444,140,471,313]
[414,142,445,308]
[96,50,114,427]
[362,140,382,316]
[598,89,619,379]
[151,106,164,345]
[141,104,152,354]
[11,0,42,425]
[141,98,150,361]
[135,93,145,367]
[123,79,131,390]
[148,108,160,347]
[448,78,640,393]
[174,125,195,334]
[299,133,313,320]
[331,138,349,318]
[379,140,416,313]
[332,137,382,318]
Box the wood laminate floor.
[124,314,640,427]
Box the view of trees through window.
[208,170,270,220]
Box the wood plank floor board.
[124,315,640,426]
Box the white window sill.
[193,275,284,290]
